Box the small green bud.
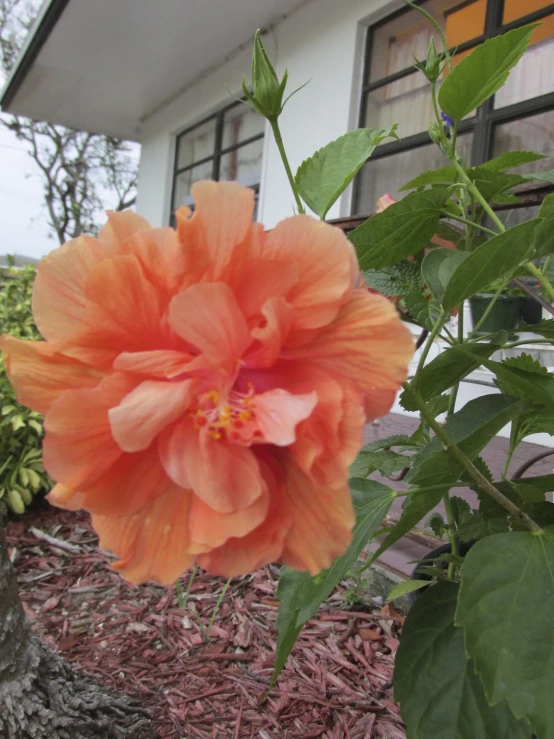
[425,37,442,82]
[242,30,289,122]
[427,121,443,147]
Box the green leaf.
[402,341,505,410]
[399,166,456,191]
[439,24,538,123]
[442,219,540,311]
[409,395,528,487]
[396,582,532,739]
[512,482,545,503]
[456,528,554,737]
[386,579,429,603]
[364,261,423,298]
[467,168,529,203]
[539,192,554,219]
[463,351,554,411]
[272,479,395,684]
[361,434,421,453]
[518,319,554,339]
[403,291,442,330]
[348,449,409,478]
[368,488,445,566]
[481,150,546,171]
[295,126,398,219]
[350,189,449,271]
[533,196,554,257]
[457,512,510,541]
[421,248,470,302]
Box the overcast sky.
[0,123,54,260]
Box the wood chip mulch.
[7,504,406,739]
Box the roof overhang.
[1,0,309,141]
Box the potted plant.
[469,279,524,336]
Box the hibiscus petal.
[280,456,355,575]
[284,290,414,397]
[169,283,251,376]
[262,216,358,331]
[245,297,294,369]
[188,490,269,551]
[0,335,102,415]
[81,445,172,516]
[113,349,193,378]
[43,373,135,491]
[122,227,191,295]
[99,210,150,245]
[109,379,194,452]
[159,419,264,513]
[32,234,117,346]
[250,388,317,446]
[47,484,84,511]
[186,181,254,280]
[234,260,298,319]
[92,485,194,585]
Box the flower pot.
[408,539,476,605]
[519,296,543,325]
[469,293,520,336]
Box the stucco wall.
[135,0,397,228]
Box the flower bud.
[242,30,289,122]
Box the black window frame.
[353,0,554,215]
[169,99,264,222]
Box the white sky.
[0,122,55,260]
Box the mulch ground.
[7,503,405,739]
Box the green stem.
[466,281,510,339]
[447,304,464,415]
[542,256,551,275]
[208,578,232,637]
[504,338,552,349]
[402,383,541,530]
[416,309,448,374]
[443,212,497,237]
[442,493,458,580]
[527,261,554,303]
[183,562,198,610]
[269,118,305,215]
[175,578,185,609]
[396,482,468,497]
[403,1,453,72]
[451,158,505,234]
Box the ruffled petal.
[250,388,317,446]
[113,350,193,378]
[47,483,84,511]
[188,490,269,551]
[262,216,357,332]
[92,485,194,585]
[0,335,102,415]
[43,373,135,491]
[284,290,414,398]
[121,227,191,295]
[182,181,255,280]
[81,445,173,516]
[280,456,355,575]
[159,419,264,513]
[32,235,117,347]
[244,297,294,369]
[99,210,150,245]
[234,260,298,319]
[109,379,194,452]
[169,283,251,377]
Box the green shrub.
[0,261,50,515]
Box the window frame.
[169,99,264,221]
[353,0,554,214]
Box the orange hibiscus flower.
[1,182,413,584]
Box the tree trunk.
[0,515,158,738]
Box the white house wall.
[136,0,398,228]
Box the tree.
[0,3,155,737]
[0,0,138,245]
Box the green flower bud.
[242,30,289,122]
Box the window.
[170,101,265,221]
[354,0,554,213]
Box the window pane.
[220,138,264,187]
[176,118,217,170]
[492,111,554,179]
[495,14,554,107]
[503,0,554,23]
[368,0,485,83]
[222,104,265,149]
[365,70,436,138]
[355,134,473,214]
[172,160,213,211]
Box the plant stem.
[527,261,554,303]
[403,1,453,72]
[504,338,552,349]
[442,493,458,580]
[175,578,185,609]
[395,482,469,497]
[208,578,232,637]
[447,305,464,415]
[450,158,506,234]
[466,280,510,339]
[183,562,198,610]
[443,212,497,237]
[402,383,541,530]
[269,119,305,215]
[416,309,448,374]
